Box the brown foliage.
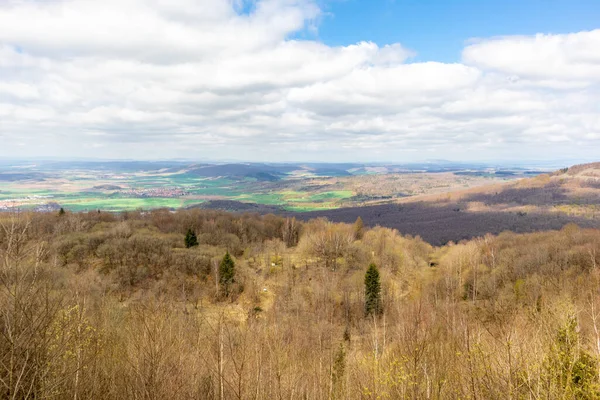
[1,209,600,398]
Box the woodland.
[2,208,600,399]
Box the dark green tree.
[58,207,65,216]
[184,228,198,248]
[219,251,235,294]
[364,263,382,317]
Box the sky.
[0,0,599,163]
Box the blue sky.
[315,0,600,62]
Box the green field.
[58,198,192,212]
[1,161,518,213]
[234,193,285,205]
[286,190,353,202]
[0,171,355,212]
[230,190,354,211]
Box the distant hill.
[565,162,600,176]
[39,160,190,172]
[0,172,47,182]
[185,163,359,181]
[297,163,600,245]
[187,163,296,181]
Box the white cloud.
[0,0,599,161]
[463,30,600,83]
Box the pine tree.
[364,263,382,317]
[58,207,65,216]
[219,251,235,294]
[184,229,198,248]
[353,216,364,240]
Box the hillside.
[301,163,600,244]
[2,208,600,399]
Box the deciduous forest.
[2,209,600,399]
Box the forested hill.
[302,163,600,245]
[2,208,600,398]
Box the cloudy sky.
[0,0,599,162]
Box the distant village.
[118,187,190,198]
[0,186,189,213]
[0,195,57,212]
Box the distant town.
[0,195,56,211]
[118,187,190,198]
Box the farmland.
[0,160,544,213]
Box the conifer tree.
[219,251,235,294]
[58,207,65,216]
[364,263,382,317]
[184,228,198,248]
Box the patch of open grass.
[232,190,354,210]
[234,193,285,205]
[61,197,186,212]
[283,204,340,212]
[284,190,353,203]
[305,190,353,202]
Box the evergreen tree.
[219,251,235,294]
[364,263,382,317]
[184,228,198,248]
[58,207,65,216]
[353,216,364,240]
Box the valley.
[4,160,599,246]
[0,160,540,213]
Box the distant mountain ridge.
[187,163,295,179]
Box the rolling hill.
[299,163,600,245]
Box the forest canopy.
[1,208,600,399]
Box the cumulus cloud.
[463,30,600,83]
[0,0,599,161]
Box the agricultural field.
[0,160,545,213]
